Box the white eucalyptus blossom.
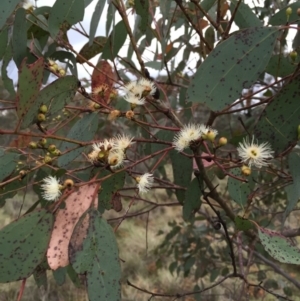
[41,176,62,201]
[237,136,274,168]
[113,135,134,151]
[173,123,202,151]
[124,94,145,105]
[136,173,154,194]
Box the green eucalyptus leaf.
[52,267,66,286]
[284,152,300,220]
[98,171,126,211]
[33,259,48,289]
[21,75,78,128]
[12,8,27,68]
[69,208,121,301]
[269,2,300,26]
[183,178,202,221]
[227,168,256,207]
[265,54,296,77]
[48,0,85,38]
[2,42,16,97]
[102,21,127,60]
[170,149,192,204]
[258,226,300,264]
[0,27,8,59]
[89,0,106,45]
[234,216,254,231]
[254,74,300,155]
[76,36,107,63]
[0,210,54,282]
[58,113,99,167]
[187,27,279,111]
[230,0,262,29]
[16,57,44,120]
[0,0,21,30]
[135,0,149,34]
[0,151,19,182]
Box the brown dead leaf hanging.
[47,183,99,270]
[91,60,116,105]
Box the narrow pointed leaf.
[69,208,121,301]
[230,0,262,29]
[135,0,149,34]
[227,168,256,207]
[102,21,127,60]
[98,171,126,211]
[2,42,16,97]
[0,27,8,59]
[0,210,53,282]
[48,0,85,38]
[89,0,106,45]
[76,36,107,63]
[12,8,27,68]
[0,151,19,181]
[0,0,21,30]
[269,2,300,26]
[284,153,300,220]
[16,57,44,120]
[258,226,300,264]
[170,149,192,204]
[254,74,300,155]
[183,178,202,221]
[187,27,279,111]
[58,113,99,167]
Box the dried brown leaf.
[91,60,116,105]
[47,183,99,270]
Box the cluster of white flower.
[41,176,62,201]
[88,135,133,169]
[123,78,156,106]
[173,123,218,151]
[136,173,154,194]
[237,136,273,168]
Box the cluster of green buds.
[48,58,66,77]
[28,138,61,164]
[37,104,48,123]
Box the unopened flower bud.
[125,110,135,119]
[48,144,56,153]
[63,179,74,189]
[108,110,121,121]
[39,138,47,146]
[286,7,292,18]
[48,59,56,66]
[93,103,101,110]
[19,170,27,179]
[241,165,251,176]
[290,51,298,62]
[39,104,48,114]
[297,8,300,16]
[43,155,52,164]
[58,68,66,76]
[109,90,118,100]
[37,113,46,122]
[53,149,61,156]
[28,141,38,149]
[218,137,227,146]
[206,130,217,142]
